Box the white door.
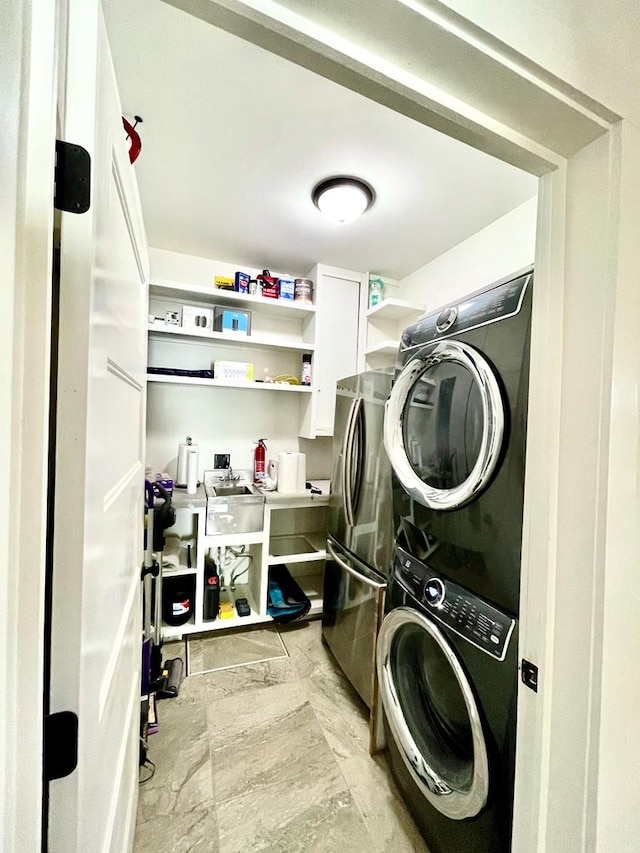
[47,1,149,850]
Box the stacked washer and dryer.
[377,267,533,853]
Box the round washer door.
[377,606,489,820]
[384,340,504,510]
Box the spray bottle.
[254,439,267,483]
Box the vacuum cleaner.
[143,480,184,700]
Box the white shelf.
[150,278,316,318]
[146,374,312,392]
[268,532,326,565]
[365,339,399,357]
[161,618,198,640]
[202,529,265,547]
[160,564,197,578]
[161,583,263,638]
[297,567,324,616]
[147,323,315,353]
[366,297,425,321]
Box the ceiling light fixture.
[312,177,375,224]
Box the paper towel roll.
[177,436,198,487]
[186,447,199,495]
[277,452,306,494]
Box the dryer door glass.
[403,362,483,490]
[384,340,504,510]
[377,607,489,819]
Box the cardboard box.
[213,361,254,381]
[278,277,295,299]
[214,276,235,290]
[213,306,251,335]
[235,271,250,293]
[182,305,213,331]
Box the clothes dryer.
[383,268,532,614]
[377,545,519,853]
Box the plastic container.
[203,555,220,621]
[369,278,384,308]
[162,577,194,626]
[301,353,312,386]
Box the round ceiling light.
[312,177,375,224]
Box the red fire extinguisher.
[254,439,267,483]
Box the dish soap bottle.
[369,277,384,308]
[254,438,267,483]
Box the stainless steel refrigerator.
[322,368,394,738]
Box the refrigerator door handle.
[343,397,362,527]
[327,540,386,590]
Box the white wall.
[398,198,537,309]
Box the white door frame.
[163,2,638,850]
[1,1,59,851]
[4,1,638,850]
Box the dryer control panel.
[394,546,516,661]
[400,269,532,353]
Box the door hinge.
[521,658,539,693]
[44,710,79,781]
[54,140,91,213]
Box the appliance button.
[424,577,445,607]
[490,635,500,644]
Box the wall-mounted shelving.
[364,296,425,367]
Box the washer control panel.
[394,546,515,661]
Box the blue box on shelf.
[213,306,252,335]
[234,271,250,293]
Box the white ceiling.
[102,0,537,280]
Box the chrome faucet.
[222,466,240,482]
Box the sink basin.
[204,480,265,535]
[212,483,258,497]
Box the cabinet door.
[301,266,366,437]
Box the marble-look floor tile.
[276,619,336,678]
[190,655,301,704]
[217,782,373,853]
[208,681,343,803]
[138,701,214,822]
[189,626,287,674]
[135,808,219,853]
[304,661,371,761]
[339,753,431,853]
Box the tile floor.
[135,618,430,853]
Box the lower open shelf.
[160,569,324,639]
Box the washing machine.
[383,267,532,615]
[377,544,519,853]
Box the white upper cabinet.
[298,264,368,438]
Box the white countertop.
[170,480,331,509]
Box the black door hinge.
[44,710,79,781]
[54,140,91,213]
[521,659,539,693]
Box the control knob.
[435,306,458,333]
[424,577,445,607]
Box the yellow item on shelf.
[219,601,234,619]
[214,276,235,290]
[272,375,301,385]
